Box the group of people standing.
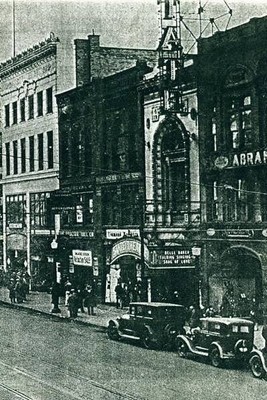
[7,272,30,304]
[63,279,97,319]
[115,280,143,309]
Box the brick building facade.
[53,38,156,301]
[198,16,267,319]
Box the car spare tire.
[107,322,121,341]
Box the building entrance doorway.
[105,256,142,304]
[209,246,262,320]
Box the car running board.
[189,347,208,357]
[120,334,140,341]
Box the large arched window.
[153,116,190,225]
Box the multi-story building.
[140,0,200,306]
[54,35,156,301]
[0,34,60,286]
[198,16,267,319]
[55,1,201,307]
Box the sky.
[0,0,266,90]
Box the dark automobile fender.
[108,319,120,329]
[249,349,267,372]
[210,342,224,358]
[176,335,194,351]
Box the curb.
[0,300,107,331]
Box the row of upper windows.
[211,95,252,152]
[6,192,52,228]
[207,178,267,223]
[4,87,53,127]
[5,131,54,176]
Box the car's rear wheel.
[250,355,266,379]
[107,323,120,341]
[176,338,188,358]
[209,347,222,368]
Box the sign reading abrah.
[72,250,92,266]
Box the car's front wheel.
[176,338,188,358]
[250,355,266,379]
[107,322,121,341]
[209,347,222,368]
[141,329,155,350]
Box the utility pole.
[12,0,16,57]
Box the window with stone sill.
[121,184,140,225]
[161,127,188,218]
[226,95,252,150]
[5,104,10,127]
[30,192,50,228]
[12,101,17,125]
[223,179,254,222]
[6,194,26,225]
[207,181,219,222]
[61,194,94,228]
[28,95,34,120]
[102,188,119,226]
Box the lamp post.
[192,246,201,309]
[51,238,61,313]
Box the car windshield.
[159,307,183,319]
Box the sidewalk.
[0,286,265,349]
[0,287,127,330]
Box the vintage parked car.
[107,302,186,349]
[176,317,254,367]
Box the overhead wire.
[2,147,267,198]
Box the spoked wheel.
[107,323,120,341]
[141,330,155,350]
[250,355,266,379]
[209,347,222,368]
[176,338,188,358]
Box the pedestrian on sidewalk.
[77,287,85,313]
[15,277,24,303]
[68,289,79,318]
[115,282,125,309]
[51,282,61,313]
[8,278,16,303]
[84,285,96,315]
[64,278,72,306]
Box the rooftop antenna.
[180,0,233,55]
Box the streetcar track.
[0,352,145,400]
[0,382,35,400]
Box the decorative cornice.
[0,33,59,79]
